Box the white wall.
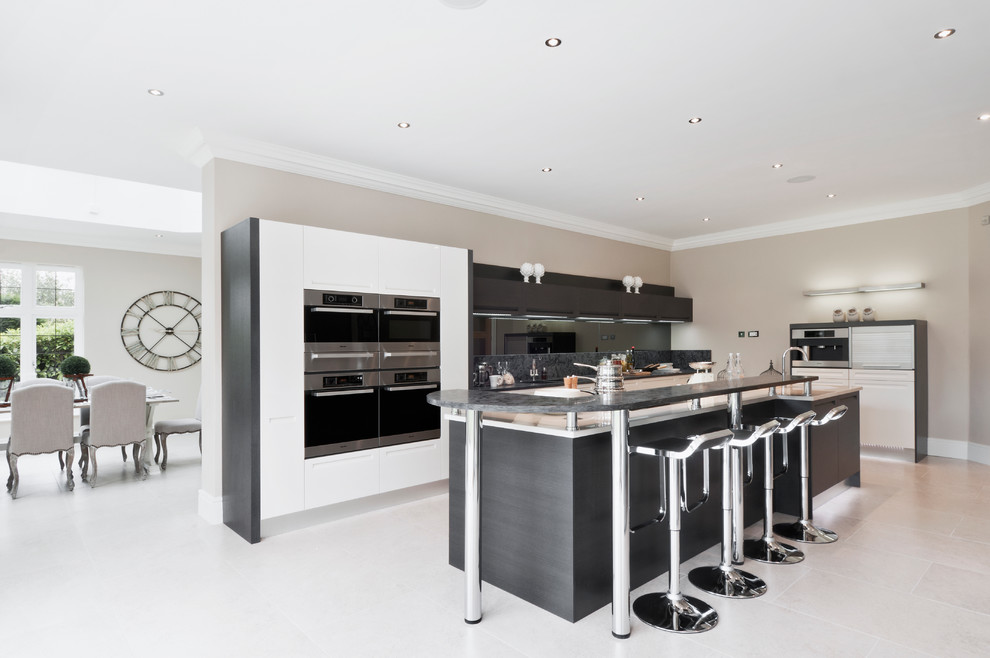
[0,238,202,440]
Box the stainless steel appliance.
[789,327,849,367]
[304,371,380,457]
[379,294,440,369]
[379,368,441,447]
[304,289,380,372]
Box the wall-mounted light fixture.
[803,282,925,297]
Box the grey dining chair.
[153,392,201,470]
[81,380,147,487]
[6,381,76,498]
[71,375,132,469]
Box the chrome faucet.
[781,346,810,379]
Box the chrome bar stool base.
[743,537,804,564]
[632,593,718,634]
[688,565,767,599]
[774,519,839,544]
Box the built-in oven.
[790,327,850,367]
[304,290,380,372]
[378,295,440,369]
[304,371,380,458]
[379,368,441,447]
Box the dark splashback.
[471,350,712,383]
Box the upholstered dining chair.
[81,380,147,487]
[153,392,201,470]
[6,381,76,498]
[70,375,131,470]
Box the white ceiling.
[3,0,989,250]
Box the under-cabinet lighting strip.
[803,282,925,297]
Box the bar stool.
[774,405,849,544]
[743,410,816,565]
[688,419,780,598]
[628,428,734,634]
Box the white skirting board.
[927,437,990,466]
[198,489,224,524]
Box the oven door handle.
[309,352,378,359]
[383,310,438,317]
[384,384,440,392]
[310,307,375,314]
[382,351,438,358]
[308,388,376,397]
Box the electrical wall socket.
[982,215,990,226]
[738,331,745,337]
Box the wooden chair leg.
[121,445,127,462]
[160,435,169,471]
[132,443,142,474]
[58,450,65,471]
[8,453,18,499]
[87,446,98,487]
[198,431,202,454]
[154,433,161,463]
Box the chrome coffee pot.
[473,362,493,387]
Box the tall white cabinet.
[222,217,469,543]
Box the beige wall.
[670,209,972,445]
[209,160,671,281]
[0,238,202,427]
[969,202,990,447]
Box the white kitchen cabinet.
[303,226,380,292]
[851,369,915,449]
[305,449,381,509]
[792,367,850,391]
[379,237,441,296]
[259,220,305,519]
[379,439,442,493]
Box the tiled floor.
[3,445,990,657]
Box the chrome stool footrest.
[632,593,718,634]
[743,536,804,564]
[688,565,766,599]
[774,518,839,544]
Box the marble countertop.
[427,373,817,414]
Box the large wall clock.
[120,290,202,371]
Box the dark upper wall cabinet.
[659,296,693,321]
[524,283,577,316]
[577,289,621,318]
[474,278,524,314]
[619,293,659,320]
[472,264,692,323]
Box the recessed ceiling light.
[397,122,410,128]
[155,233,164,238]
[771,163,783,169]
[541,167,552,172]
[545,38,561,47]
[147,89,164,96]
[826,193,836,198]
[934,28,955,39]
[702,217,710,222]
[688,117,702,124]
[635,197,645,201]
[979,113,990,121]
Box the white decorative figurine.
[520,262,534,283]
[622,275,634,292]
[533,262,545,284]
[633,276,643,294]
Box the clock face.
[120,291,202,371]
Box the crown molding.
[0,213,200,257]
[670,181,990,252]
[185,131,676,250]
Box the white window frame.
[0,262,85,381]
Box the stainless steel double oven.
[303,289,441,458]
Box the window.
[0,263,84,381]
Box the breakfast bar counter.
[428,374,861,637]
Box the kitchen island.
[428,374,860,637]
